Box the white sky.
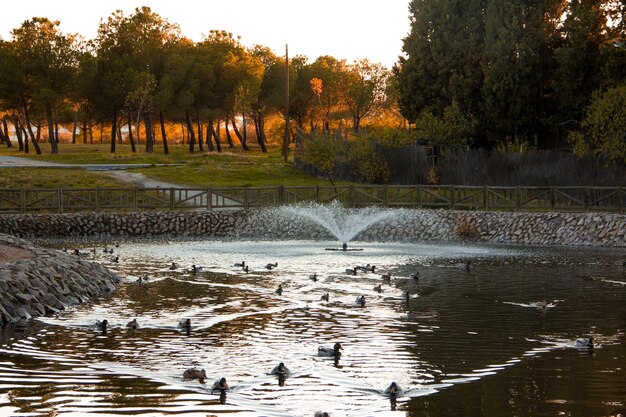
[1,0,411,68]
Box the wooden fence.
[0,185,623,214]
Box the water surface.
[1,240,625,416]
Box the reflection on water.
[1,240,625,416]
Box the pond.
[1,239,625,417]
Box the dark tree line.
[395,0,626,158]
[0,7,392,155]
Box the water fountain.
[279,200,402,250]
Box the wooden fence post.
[169,188,175,211]
[416,185,421,208]
[95,188,101,213]
[58,189,64,214]
[207,188,212,211]
[450,185,455,210]
[279,186,284,205]
[550,187,555,210]
[584,187,590,212]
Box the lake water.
[1,239,625,417]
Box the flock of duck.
[84,247,599,415]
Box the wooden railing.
[0,185,623,214]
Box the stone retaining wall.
[0,209,624,247]
[0,234,120,324]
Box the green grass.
[0,143,351,188]
[0,168,131,189]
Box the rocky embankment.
[0,234,120,324]
[0,209,624,247]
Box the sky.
[1,0,411,68]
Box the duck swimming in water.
[314,412,330,417]
[404,291,411,303]
[318,342,342,357]
[381,273,392,281]
[183,368,206,382]
[576,336,594,349]
[345,267,357,275]
[95,319,108,331]
[234,261,245,268]
[270,362,291,376]
[211,377,229,393]
[373,284,382,293]
[191,265,203,274]
[265,262,278,270]
[179,318,191,330]
[169,262,178,270]
[410,271,421,281]
[275,284,283,295]
[309,273,318,282]
[320,293,329,302]
[356,295,366,307]
[384,381,401,397]
[126,319,139,330]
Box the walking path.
[0,155,180,171]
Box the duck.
[191,265,203,274]
[211,377,229,393]
[345,267,358,275]
[74,249,88,256]
[275,284,283,295]
[234,261,246,268]
[358,264,376,273]
[356,295,366,307]
[112,256,120,263]
[320,293,329,302]
[456,260,472,271]
[309,273,318,282]
[410,271,421,281]
[265,262,278,270]
[182,368,206,382]
[168,262,179,270]
[243,265,249,274]
[381,272,392,281]
[103,247,113,254]
[373,284,382,293]
[575,336,594,349]
[126,319,139,330]
[314,412,330,417]
[270,362,291,376]
[318,342,342,357]
[404,291,411,303]
[95,319,108,331]
[179,318,192,330]
[384,381,401,397]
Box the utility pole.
[283,43,290,162]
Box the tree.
[413,100,475,147]
[301,134,343,185]
[343,59,389,133]
[571,84,626,162]
[395,0,485,124]
[11,17,78,154]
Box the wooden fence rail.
[0,185,623,214]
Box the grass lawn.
[0,143,348,188]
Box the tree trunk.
[231,118,247,150]
[82,118,88,144]
[110,112,117,153]
[72,110,78,144]
[255,111,268,152]
[136,111,141,145]
[159,112,169,154]
[144,113,154,153]
[54,109,60,143]
[45,103,58,153]
[89,124,93,143]
[0,121,5,144]
[22,122,29,154]
[14,116,24,151]
[127,112,137,153]
[205,120,215,152]
[22,106,42,155]
[213,119,223,152]
[186,111,196,153]
[36,120,41,143]
[224,118,235,148]
[242,114,249,150]
[2,119,11,148]
[195,109,204,152]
